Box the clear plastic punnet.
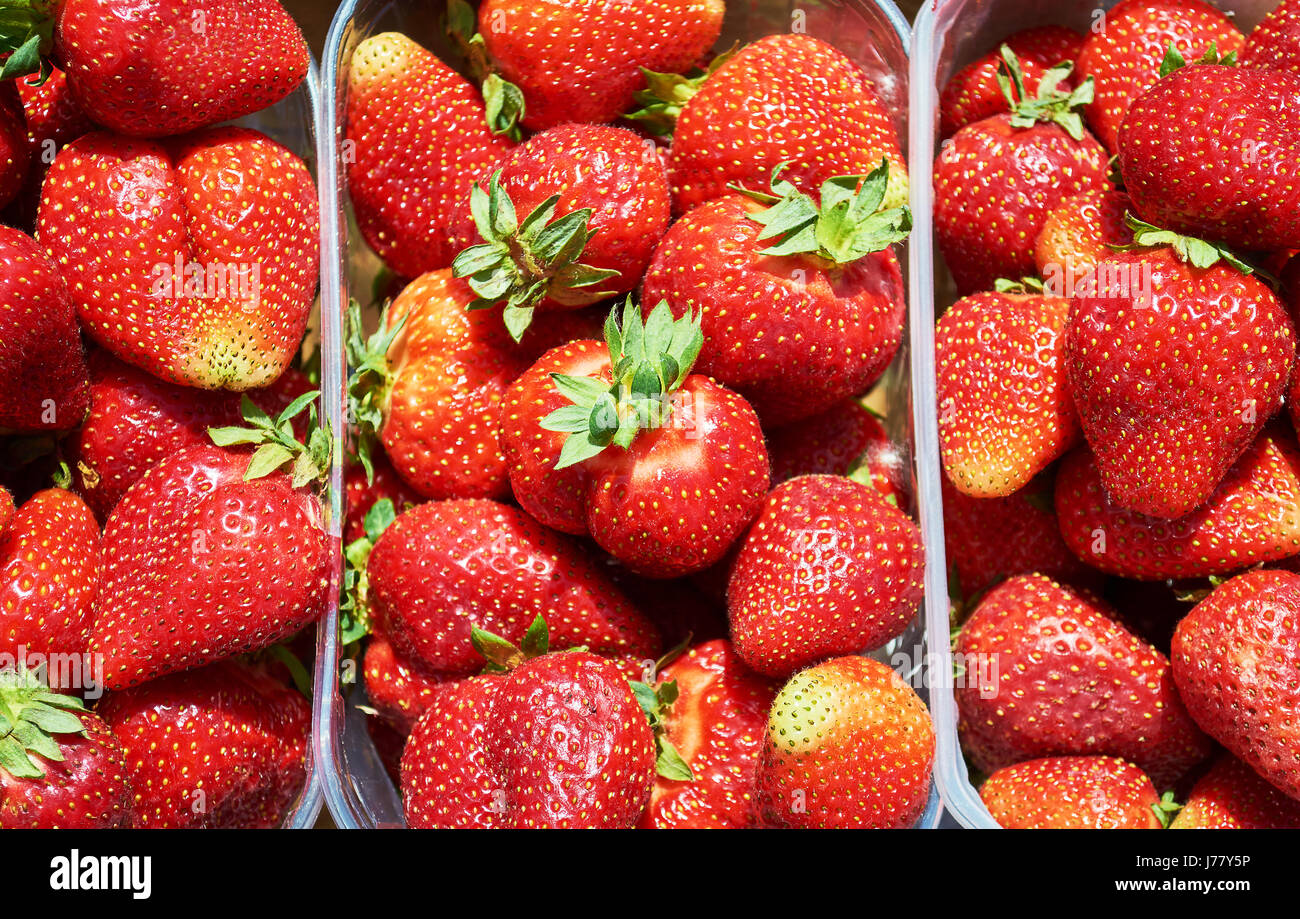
[317,0,941,829]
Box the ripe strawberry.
[1055,427,1300,579]
[980,756,1168,829]
[659,34,907,215]
[939,26,1084,137]
[98,659,310,828]
[641,161,909,426]
[1171,753,1300,828]
[452,124,670,339]
[0,486,13,532]
[1119,62,1300,252]
[1066,245,1295,519]
[640,639,779,828]
[0,668,130,829]
[1172,568,1300,801]
[347,32,513,279]
[757,655,934,828]
[767,400,909,509]
[956,573,1213,787]
[1,488,100,663]
[1034,189,1135,285]
[1242,0,1300,73]
[0,82,29,212]
[16,66,93,163]
[363,633,448,736]
[38,127,319,391]
[728,475,924,678]
[0,224,88,433]
[934,51,1109,293]
[500,302,770,578]
[1076,0,1244,151]
[936,290,1080,497]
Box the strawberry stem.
[207,389,331,487]
[1111,212,1256,275]
[444,0,525,139]
[0,666,88,782]
[345,298,408,485]
[995,45,1093,141]
[624,44,739,138]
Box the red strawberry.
[0,82,29,211]
[757,655,934,828]
[934,51,1109,293]
[1,488,99,664]
[1242,0,1300,73]
[1171,753,1300,828]
[1119,63,1300,252]
[38,127,319,390]
[1034,189,1136,285]
[363,633,449,736]
[0,486,13,532]
[1055,427,1300,579]
[767,400,909,509]
[477,0,724,131]
[0,668,130,829]
[97,659,310,828]
[0,224,88,433]
[641,161,909,426]
[936,290,1080,497]
[500,303,770,578]
[956,573,1213,787]
[1076,0,1244,151]
[1066,246,1295,519]
[16,66,93,163]
[344,453,420,546]
[1172,568,1300,801]
[980,756,1167,829]
[347,32,513,279]
[728,475,924,678]
[640,639,778,828]
[939,26,1084,137]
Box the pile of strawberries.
[934,0,1300,828]
[0,1,326,828]
[341,0,935,828]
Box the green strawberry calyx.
[472,614,554,673]
[993,277,1047,295]
[996,45,1094,141]
[445,0,525,140]
[624,44,739,138]
[0,666,88,781]
[1151,790,1183,828]
[1111,213,1256,275]
[731,159,912,267]
[451,171,621,342]
[345,298,409,485]
[541,298,705,470]
[340,497,400,647]
[1159,41,1237,79]
[630,679,696,782]
[0,1,55,83]
[207,389,331,488]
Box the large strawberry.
[98,659,309,828]
[38,127,319,391]
[1171,753,1300,828]
[956,573,1213,787]
[0,224,88,433]
[641,161,910,426]
[1172,568,1300,801]
[1242,0,1300,73]
[757,655,934,828]
[767,400,909,509]
[500,301,770,578]
[980,756,1169,829]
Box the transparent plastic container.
[317,0,941,829]
[907,0,1276,829]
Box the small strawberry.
[1034,189,1136,285]
[767,400,909,509]
[16,66,93,164]
[980,756,1169,829]
[97,659,310,828]
[757,655,934,829]
[1171,753,1300,828]
[1242,0,1300,73]
[363,633,449,736]
[1172,568,1300,801]
[0,486,13,532]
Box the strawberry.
[727,475,924,678]
[639,639,778,828]
[641,161,910,426]
[500,302,770,578]
[0,82,29,212]
[1065,244,1295,519]
[1242,0,1300,73]
[934,51,1109,293]
[0,667,130,829]
[1034,189,1135,286]
[757,655,934,828]
[16,66,93,164]
[939,26,1084,137]
[1076,0,1244,151]
[980,756,1169,829]
[767,400,909,509]
[955,573,1213,787]
[1171,753,1300,828]
[1,488,100,663]
[97,659,309,828]
[38,126,319,391]
[451,124,671,339]
[344,453,420,546]
[936,290,1080,497]
[0,224,88,433]
[598,561,729,651]
[0,486,13,532]
[1172,568,1300,801]
[1055,427,1300,579]
[363,632,448,736]
[347,32,513,279]
[1119,62,1300,252]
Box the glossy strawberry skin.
[1242,0,1300,73]
[642,194,906,426]
[98,660,310,828]
[728,476,924,678]
[1172,754,1300,828]
[1172,569,1300,802]
[1034,189,1135,284]
[90,443,328,690]
[363,633,449,736]
[956,573,1213,787]
[981,756,1163,829]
